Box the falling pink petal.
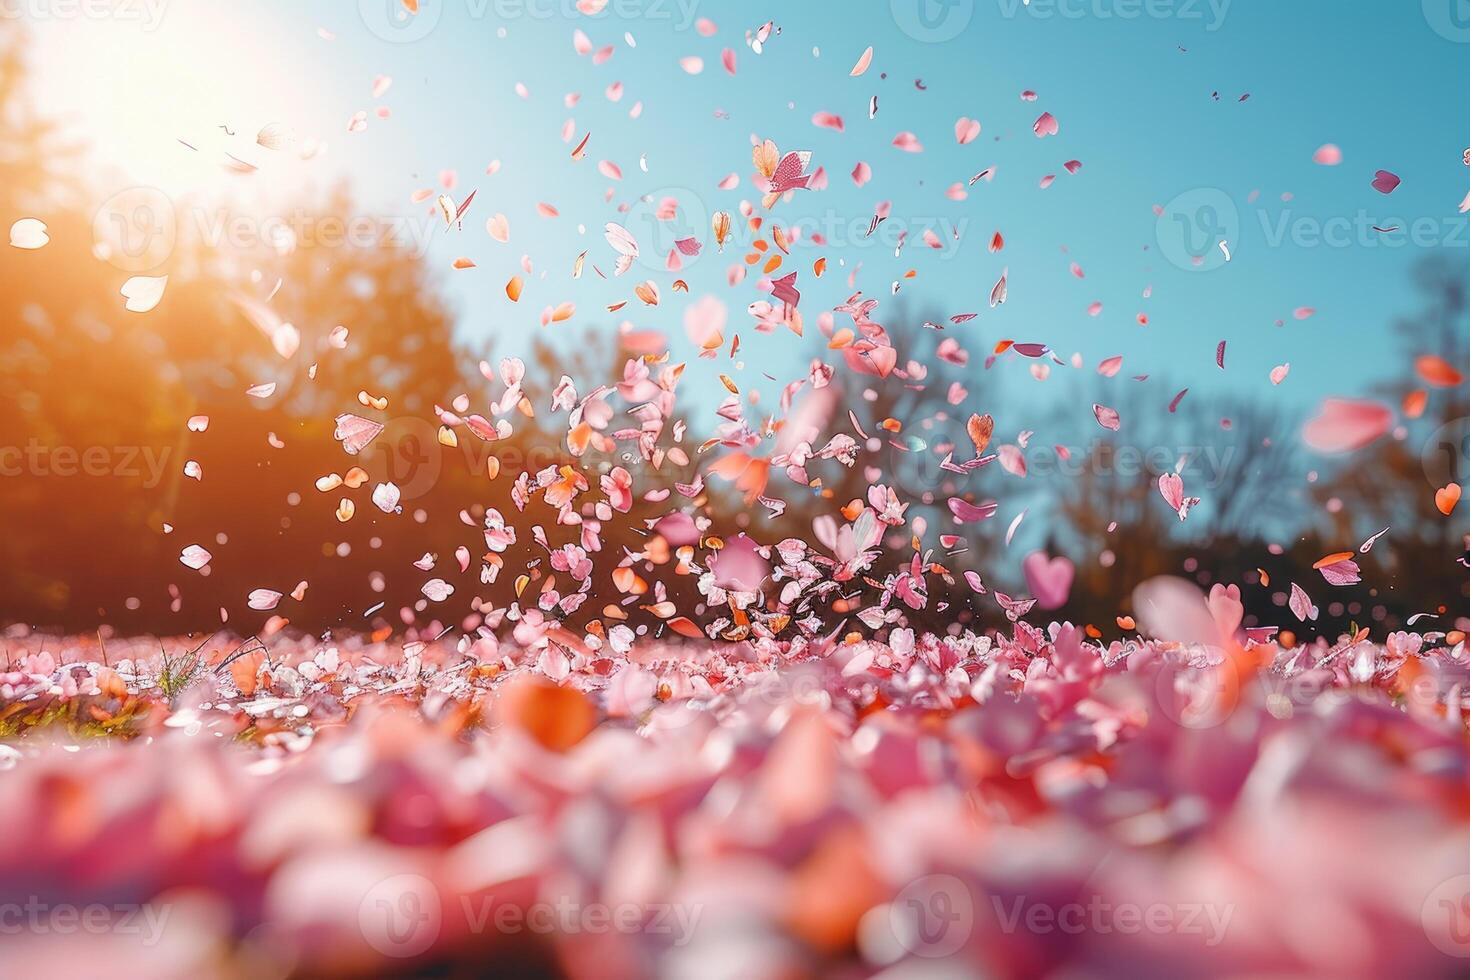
[1092,403,1121,431]
[1289,582,1319,622]
[1370,169,1400,194]
[812,111,844,132]
[248,589,283,611]
[947,497,998,523]
[1317,557,1361,586]
[997,444,1027,477]
[422,579,455,602]
[892,131,923,152]
[1023,552,1074,610]
[1302,398,1393,453]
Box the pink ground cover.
[1,617,1466,978]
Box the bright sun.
[28,4,334,203]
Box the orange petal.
[1416,354,1463,388]
[1436,482,1461,516]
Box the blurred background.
[1,1,1468,639]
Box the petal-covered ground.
[1,617,1468,977]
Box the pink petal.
[947,498,998,523]
[812,111,844,133]
[1301,398,1393,453]
[892,131,923,153]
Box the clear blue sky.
[26,0,1470,545]
[33,0,1470,414]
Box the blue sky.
[33,0,1470,381]
[27,0,1470,469]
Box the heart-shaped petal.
[1436,482,1461,516]
[1370,169,1401,194]
[1023,551,1074,610]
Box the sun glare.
[31,5,332,200]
